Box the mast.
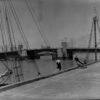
[93,16,97,62]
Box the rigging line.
[2,1,11,50]
[28,0,50,47]
[85,22,93,60]
[8,0,29,49]
[0,61,12,84]
[5,1,16,48]
[8,0,30,49]
[0,73,11,84]
[0,1,12,82]
[96,20,100,46]
[4,0,16,51]
[0,4,7,51]
[1,1,8,51]
[1,60,11,71]
[6,0,24,82]
[5,1,16,50]
[0,10,5,51]
[0,23,5,51]
[13,58,22,82]
[4,4,14,50]
[25,0,49,47]
[85,20,94,62]
[2,74,11,84]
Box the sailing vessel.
[0,0,59,91]
[0,0,43,87]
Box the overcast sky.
[1,0,100,49]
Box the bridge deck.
[67,48,100,52]
[0,48,100,60]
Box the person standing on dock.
[56,59,62,71]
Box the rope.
[8,0,30,49]
[5,3,16,50]
[84,20,94,63]
[3,1,13,50]
[0,73,12,84]
[4,1,16,51]
[25,0,50,47]
[1,61,10,71]
[0,13,5,51]
[1,1,8,51]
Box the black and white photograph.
[0,0,100,100]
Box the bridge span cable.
[25,0,50,47]
[8,0,30,49]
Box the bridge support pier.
[67,51,73,60]
[52,54,57,60]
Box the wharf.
[0,61,100,99]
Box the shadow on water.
[0,57,75,84]
[0,53,97,84]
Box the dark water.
[0,53,100,100]
[0,57,74,84]
[0,52,99,84]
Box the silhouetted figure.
[74,56,86,68]
[56,59,62,71]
